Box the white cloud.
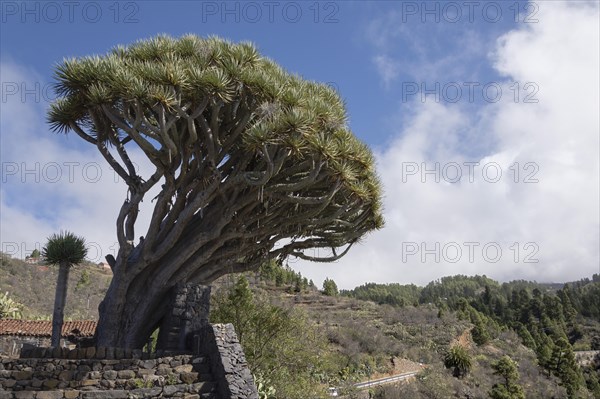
[366,9,491,85]
[297,1,600,288]
[373,55,399,88]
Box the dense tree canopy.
[48,35,383,348]
[415,274,598,398]
[322,278,339,296]
[341,282,421,306]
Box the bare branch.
[102,105,162,164]
[69,122,97,145]
[289,241,356,263]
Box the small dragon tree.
[48,35,383,348]
[42,231,88,347]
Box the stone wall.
[199,324,258,399]
[19,346,192,362]
[0,337,50,359]
[1,324,260,398]
[1,283,259,398]
[0,355,216,398]
[157,285,211,353]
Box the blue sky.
[2,1,521,146]
[1,1,599,288]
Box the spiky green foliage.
[42,231,88,266]
[48,34,383,264]
[42,231,88,346]
[550,337,584,398]
[48,35,383,348]
[444,345,472,378]
[48,35,383,236]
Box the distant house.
[0,319,97,357]
[97,262,112,272]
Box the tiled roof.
[0,319,97,338]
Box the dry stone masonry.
[198,325,258,399]
[157,285,211,353]
[0,354,216,398]
[0,285,258,398]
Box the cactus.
[0,291,24,319]
[254,374,277,399]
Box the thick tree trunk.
[96,285,203,349]
[95,254,219,349]
[51,262,70,347]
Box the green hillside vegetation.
[342,274,600,398]
[341,282,421,307]
[2,253,599,398]
[0,252,112,320]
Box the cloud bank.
[297,1,600,287]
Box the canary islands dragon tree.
[48,35,384,348]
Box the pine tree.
[551,337,583,398]
[471,318,491,346]
[516,324,536,350]
[489,355,525,399]
[557,286,577,325]
[322,278,339,296]
[211,276,255,343]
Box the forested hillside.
[343,274,600,398]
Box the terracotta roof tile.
[0,319,96,338]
